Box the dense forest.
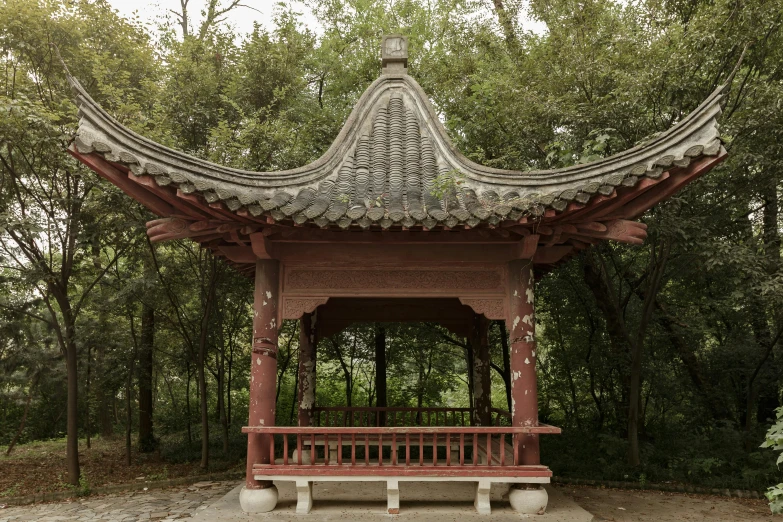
[1,0,783,507]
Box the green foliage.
[1,0,783,499]
[762,407,783,513]
[428,169,465,201]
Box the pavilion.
[67,35,726,516]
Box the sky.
[106,0,546,39]
[108,0,320,36]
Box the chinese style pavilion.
[68,35,726,516]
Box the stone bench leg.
[295,480,313,514]
[328,442,339,463]
[474,479,491,515]
[387,479,400,514]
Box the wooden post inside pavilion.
[67,35,726,515]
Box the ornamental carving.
[459,298,506,320]
[282,298,329,319]
[285,268,504,293]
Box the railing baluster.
[473,432,478,466]
[487,433,492,466]
[378,433,383,466]
[310,434,315,465]
[270,435,275,465]
[392,433,397,465]
[365,433,370,465]
[432,432,438,466]
[500,433,506,466]
[297,434,302,465]
[337,434,342,465]
[446,433,451,466]
[419,433,424,466]
[351,433,356,465]
[325,433,330,465]
[513,435,519,465]
[283,434,288,466]
[405,433,410,466]
[459,433,465,466]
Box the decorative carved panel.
[284,267,505,295]
[459,298,506,320]
[282,298,330,319]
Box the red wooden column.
[471,314,492,426]
[508,259,540,465]
[297,312,317,427]
[245,259,280,490]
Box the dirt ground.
[568,485,776,521]
[0,437,239,497]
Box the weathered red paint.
[245,259,280,490]
[471,314,492,426]
[297,312,316,427]
[508,259,540,466]
[242,425,561,435]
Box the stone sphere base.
[509,485,548,515]
[290,448,312,464]
[239,485,278,513]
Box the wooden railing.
[242,424,561,477]
[312,406,513,427]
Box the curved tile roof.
[69,59,725,231]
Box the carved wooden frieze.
[458,298,506,320]
[282,298,329,320]
[283,267,505,296]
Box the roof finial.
[381,35,408,75]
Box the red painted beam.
[70,149,174,217]
[251,465,553,478]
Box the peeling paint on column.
[508,259,540,466]
[247,260,280,489]
[512,316,520,331]
[300,361,316,410]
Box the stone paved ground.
[0,481,236,522]
[0,482,776,522]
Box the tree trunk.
[375,324,387,426]
[218,351,229,454]
[96,343,113,438]
[6,373,39,456]
[60,299,81,485]
[465,340,475,415]
[198,257,218,469]
[86,343,92,449]
[185,361,192,450]
[471,315,492,426]
[496,321,512,412]
[138,302,155,452]
[492,0,518,50]
[583,245,668,467]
